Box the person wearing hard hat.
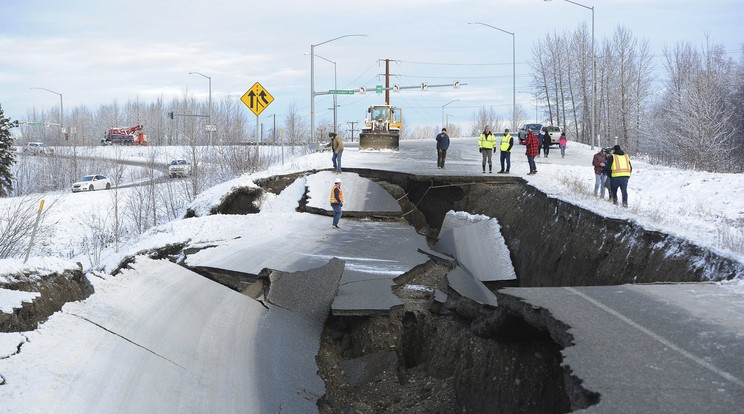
[330,177,344,229]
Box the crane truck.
[102,124,148,146]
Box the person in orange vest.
[605,145,633,207]
[330,178,344,229]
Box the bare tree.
[471,106,501,136]
[284,101,309,151]
[655,37,737,170]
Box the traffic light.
[13,120,19,127]
[168,112,174,120]
[421,82,428,91]
[359,86,366,95]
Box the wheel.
[106,182,111,190]
[89,185,94,191]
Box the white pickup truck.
[541,126,562,146]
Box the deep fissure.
[233,168,739,413]
[6,169,734,408]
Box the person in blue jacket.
[436,127,450,169]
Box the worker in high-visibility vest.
[478,125,496,173]
[498,128,514,174]
[330,178,344,229]
[605,145,633,207]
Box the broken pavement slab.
[305,171,402,217]
[267,257,345,323]
[496,284,744,413]
[446,266,499,307]
[435,211,516,283]
[0,257,337,413]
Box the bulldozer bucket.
[359,132,399,151]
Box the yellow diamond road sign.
[241,82,274,116]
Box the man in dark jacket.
[542,132,552,157]
[436,128,450,169]
[604,145,633,207]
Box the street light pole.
[545,0,595,149]
[189,72,213,146]
[31,87,63,130]
[314,54,338,134]
[441,99,459,131]
[311,34,366,144]
[469,22,516,132]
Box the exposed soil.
[316,260,575,414]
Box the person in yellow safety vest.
[497,128,514,174]
[605,144,633,207]
[330,178,344,229]
[478,125,497,173]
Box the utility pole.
[385,59,391,104]
[347,121,358,142]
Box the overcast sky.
[1,0,741,133]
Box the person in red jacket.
[592,148,608,198]
[522,128,540,175]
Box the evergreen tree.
[0,104,17,196]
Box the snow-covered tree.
[0,104,17,197]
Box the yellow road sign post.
[241,82,274,116]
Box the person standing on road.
[522,128,540,175]
[536,130,544,158]
[592,148,608,198]
[330,177,344,229]
[498,128,513,173]
[559,132,567,158]
[325,132,344,173]
[542,131,552,158]
[436,127,450,169]
[605,145,633,207]
[478,125,496,173]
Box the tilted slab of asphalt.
[187,171,428,316]
[0,257,342,413]
[497,284,744,413]
[435,211,516,282]
[306,170,402,216]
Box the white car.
[168,159,191,178]
[72,175,112,192]
[23,142,55,156]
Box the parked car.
[23,142,55,156]
[518,123,543,143]
[541,126,562,146]
[72,175,112,192]
[168,159,191,178]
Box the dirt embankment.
[369,171,743,286]
[0,265,93,332]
